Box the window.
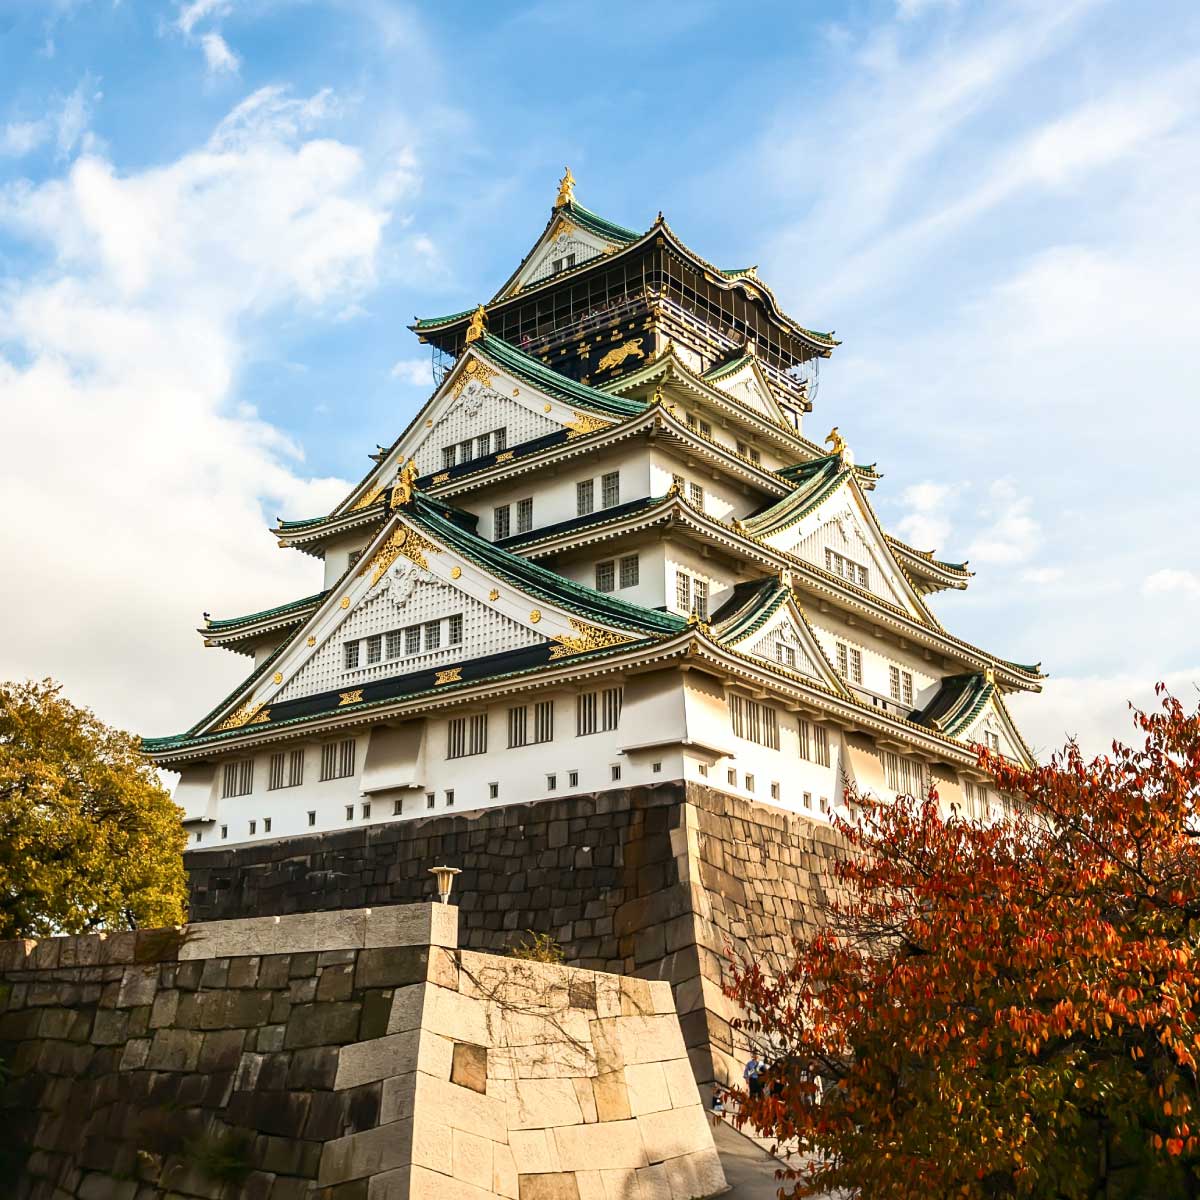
[595,560,615,593]
[446,713,486,757]
[825,548,869,589]
[366,634,382,665]
[405,625,421,656]
[248,820,256,835]
[385,629,402,659]
[698,419,712,438]
[689,482,704,509]
[569,770,580,787]
[344,642,360,670]
[693,579,709,620]
[888,667,914,705]
[426,793,435,810]
[671,473,685,493]
[619,555,639,589]
[577,687,622,736]
[345,806,353,821]
[445,790,454,807]
[263,816,272,833]
[745,773,755,793]
[488,782,499,799]
[442,446,456,471]
[698,763,708,777]
[448,614,463,646]
[267,750,302,791]
[307,811,316,827]
[797,719,811,761]
[885,753,925,796]
[610,764,621,782]
[509,701,552,746]
[507,704,527,748]
[361,803,371,819]
[737,441,761,464]
[577,479,594,516]
[902,672,914,707]
[222,759,253,799]
[984,730,1001,753]
[424,621,441,652]
[820,796,830,814]
[889,665,901,701]
[836,643,862,684]
[494,505,511,540]
[653,762,662,773]
[675,571,691,613]
[547,774,557,790]
[459,438,473,464]
[268,752,285,791]
[393,798,403,815]
[534,700,554,743]
[320,738,356,782]
[727,768,737,786]
[495,428,507,451]
[476,432,492,458]
[517,498,533,533]
[446,716,465,758]
[194,831,201,844]
[777,643,797,668]
[601,471,619,508]
[729,694,780,749]
[813,725,830,767]
[771,781,780,800]
[802,792,812,810]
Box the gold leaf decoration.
[351,482,386,511]
[488,589,499,601]
[451,356,494,398]
[433,472,450,484]
[435,667,462,685]
[272,672,283,685]
[340,597,350,609]
[339,689,364,706]
[549,618,635,660]
[529,609,542,624]
[248,708,271,726]
[565,411,612,439]
[360,525,439,584]
[306,636,316,647]
[596,338,644,373]
[495,451,514,463]
[450,566,462,579]
[216,700,267,731]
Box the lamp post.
[428,865,462,905]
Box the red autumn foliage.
[725,687,1200,1199]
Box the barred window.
[494,505,511,540]
[595,560,615,593]
[577,687,621,736]
[689,482,704,509]
[825,548,869,589]
[813,725,830,767]
[476,432,492,458]
[507,705,527,749]
[836,642,862,683]
[577,479,594,516]
[729,694,780,750]
[320,738,355,782]
[405,625,421,655]
[886,753,925,796]
[777,643,796,668]
[222,759,253,798]
[386,630,403,659]
[366,634,382,665]
[797,718,811,761]
[517,498,533,533]
[424,621,441,652]
[693,579,709,620]
[675,571,691,613]
[601,471,619,508]
[459,438,473,463]
[495,427,507,451]
[902,671,914,706]
[889,665,901,700]
[448,714,487,759]
[344,641,360,670]
[267,749,303,791]
[448,614,463,645]
[442,446,456,471]
[619,555,639,588]
[534,700,553,743]
[849,648,863,684]
[698,419,712,438]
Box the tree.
[0,679,187,938]
[726,687,1200,1199]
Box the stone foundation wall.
[0,903,726,1200]
[184,783,848,1086]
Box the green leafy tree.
[0,678,187,938]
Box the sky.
[0,0,1197,761]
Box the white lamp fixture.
[429,865,462,904]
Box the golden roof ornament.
[390,457,419,509]
[825,426,855,468]
[554,166,575,209]
[984,667,996,685]
[464,305,486,345]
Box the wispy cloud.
[0,79,95,160]
[200,32,240,75]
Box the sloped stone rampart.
[0,903,727,1199]
[184,782,849,1086]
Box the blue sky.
[1,0,1197,756]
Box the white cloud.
[390,358,432,386]
[0,80,95,160]
[894,480,958,550]
[0,87,418,735]
[200,32,240,75]
[1,121,47,157]
[964,478,1039,565]
[896,0,959,20]
[1143,569,1200,599]
[177,0,231,37]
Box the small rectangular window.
[476,432,492,458]
[264,817,272,832]
[386,630,404,659]
[448,613,463,645]
[248,819,256,835]
[569,770,579,787]
[494,505,511,540]
[777,643,796,668]
[426,792,435,809]
[889,665,902,700]
[393,798,403,815]
[619,555,639,589]
[533,700,554,743]
[508,704,528,748]
[698,419,711,437]
[424,621,441,652]
[577,479,594,516]
[601,471,619,508]
[442,446,456,471]
[675,571,691,613]
[344,641,360,670]
[693,579,709,620]
[902,672,914,707]
[445,789,456,806]
[366,634,382,665]
[405,625,421,655]
[194,830,202,844]
[517,497,533,533]
[803,792,812,810]
[671,473,685,493]
[836,642,848,676]
[814,726,830,768]
[745,773,755,793]
[610,764,621,782]
[459,438,474,464]
[727,768,737,786]
[221,824,228,839]
[307,810,316,827]
[361,802,371,819]
[495,427,507,451]
[689,482,704,509]
[321,739,356,781]
[488,782,499,799]
[849,648,863,684]
[547,773,557,790]
[698,763,708,777]
[595,560,615,593]
[653,762,662,774]
[345,805,353,821]
[820,796,830,814]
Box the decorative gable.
[498,214,619,299]
[961,703,1026,764]
[711,361,779,423]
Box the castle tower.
[147,173,1043,1080]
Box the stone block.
[614,1017,687,1066]
[519,1173,581,1200]
[364,903,457,949]
[660,1059,700,1110]
[417,1072,507,1141]
[662,1147,726,1200]
[599,1168,641,1200]
[572,1077,598,1123]
[452,1127,494,1190]
[289,1045,341,1089]
[450,1042,488,1095]
[198,1028,245,1072]
[634,1163,671,1200]
[417,1029,454,1080]
[411,1115,453,1174]
[509,1129,561,1175]
[634,1106,710,1161]
[355,947,428,991]
[285,1002,363,1049]
[424,985,488,1046]
[146,1028,202,1072]
[576,1170,607,1200]
[623,1063,672,1117]
[380,1073,417,1124]
[334,1030,420,1091]
[407,1163,496,1200]
[509,1078,584,1130]
[119,1038,151,1071]
[591,1072,631,1123]
[116,965,159,1008]
[493,1140,519,1199]
[227,955,261,988]
[318,1118,415,1186]
[360,988,396,1041]
[386,984,426,1035]
[554,1121,649,1171]
[318,963,355,1003]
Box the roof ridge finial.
[464,305,486,345]
[390,457,419,509]
[554,166,575,209]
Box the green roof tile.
[207,591,329,631]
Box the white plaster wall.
[647,447,761,524]
[661,542,739,619]
[551,540,667,611]
[322,530,373,590]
